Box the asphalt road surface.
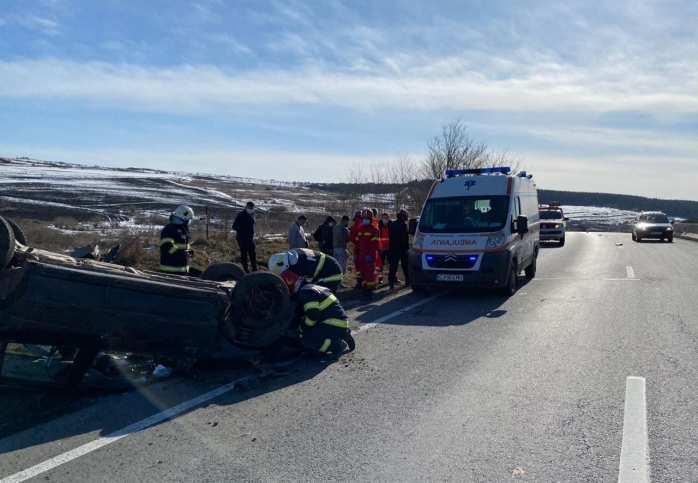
[2,232,698,482]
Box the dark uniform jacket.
[296,284,349,330]
[388,217,410,254]
[232,210,255,243]
[160,223,191,274]
[289,248,343,286]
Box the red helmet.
[279,270,303,294]
[362,208,374,220]
[398,209,410,219]
[353,210,362,220]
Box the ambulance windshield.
[419,195,510,233]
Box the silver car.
[631,211,675,242]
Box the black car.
[631,211,675,242]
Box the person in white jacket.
[288,215,309,249]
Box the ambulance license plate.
[436,274,464,282]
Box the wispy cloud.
[210,34,254,55]
[2,14,60,35]
[0,58,695,115]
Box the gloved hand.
[365,254,373,262]
[353,254,359,262]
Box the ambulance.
[409,167,540,296]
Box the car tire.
[226,272,294,348]
[559,237,565,247]
[524,250,537,278]
[0,216,17,268]
[501,261,518,296]
[4,218,28,246]
[631,232,636,241]
[200,262,247,282]
[668,236,673,243]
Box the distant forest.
[307,181,698,220]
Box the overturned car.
[0,216,293,390]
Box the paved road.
[2,232,698,482]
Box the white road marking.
[532,278,639,282]
[618,376,649,483]
[626,266,635,279]
[351,292,446,335]
[1,292,445,483]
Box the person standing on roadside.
[333,215,350,289]
[232,201,258,274]
[377,212,391,282]
[348,210,363,289]
[313,216,337,256]
[388,209,411,290]
[289,215,309,249]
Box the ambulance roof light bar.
[445,167,511,178]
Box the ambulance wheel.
[201,262,247,282]
[524,251,537,278]
[501,261,518,297]
[0,216,16,269]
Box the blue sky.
[1,0,696,199]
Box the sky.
[0,0,696,199]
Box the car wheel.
[524,251,537,278]
[559,237,565,247]
[0,216,17,269]
[225,272,294,348]
[631,232,636,241]
[668,236,673,243]
[501,261,518,296]
[4,218,28,246]
[200,262,247,282]
[637,236,642,243]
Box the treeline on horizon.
[306,181,698,220]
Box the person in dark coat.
[312,216,337,256]
[281,271,355,356]
[232,201,258,273]
[160,205,201,277]
[388,208,411,290]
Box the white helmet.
[170,205,195,225]
[268,250,299,275]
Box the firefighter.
[348,210,363,289]
[159,205,201,276]
[356,208,380,301]
[268,248,343,294]
[388,208,411,290]
[281,271,355,356]
[377,212,391,282]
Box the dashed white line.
[618,376,649,483]
[626,266,635,279]
[0,291,446,483]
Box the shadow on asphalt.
[0,358,330,456]
[350,277,533,328]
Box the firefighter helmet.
[279,269,304,294]
[268,250,300,275]
[362,208,374,220]
[353,210,362,220]
[170,205,195,225]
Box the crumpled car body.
[0,216,292,389]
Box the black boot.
[342,332,356,352]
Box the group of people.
[158,202,411,358]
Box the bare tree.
[421,119,489,180]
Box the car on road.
[539,202,569,246]
[0,215,293,390]
[631,211,675,242]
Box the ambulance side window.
[514,197,521,219]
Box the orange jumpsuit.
[356,224,380,290]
